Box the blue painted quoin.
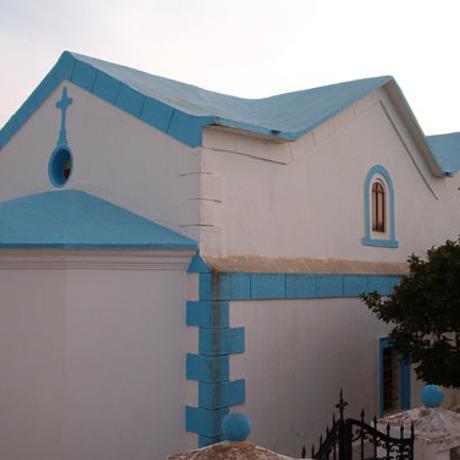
[185,252,402,447]
[186,254,246,447]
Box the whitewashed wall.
[200,86,460,260]
[0,250,197,460]
[229,298,390,457]
[3,81,458,261]
[0,82,203,241]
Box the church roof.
[426,132,460,176]
[0,190,197,250]
[0,51,457,177]
[64,52,393,142]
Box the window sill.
[361,237,399,248]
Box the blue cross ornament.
[55,87,73,146]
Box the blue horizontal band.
[251,273,286,299]
[199,272,401,300]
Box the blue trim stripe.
[0,51,450,177]
[0,52,213,150]
[343,275,368,297]
[187,269,402,447]
[71,60,97,91]
[362,238,399,248]
[199,273,401,301]
[379,337,411,417]
[251,273,286,299]
[379,337,391,417]
[115,83,145,117]
[400,358,411,411]
[362,165,399,249]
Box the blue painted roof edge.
[0,242,197,250]
[426,131,460,176]
[0,52,452,177]
[0,51,215,150]
[385,79,445,177]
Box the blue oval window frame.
[48,147,73,188]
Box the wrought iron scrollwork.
[303,392,414,460]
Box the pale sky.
[1,0,460,135]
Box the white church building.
[0,51,459,459]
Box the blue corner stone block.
[343,275,368,297]
[140,97,174,133]
[285,274,316,298]
[199,327,245,356]
[115,83,145,117]
[187,252,210,274]
[186,353,229,383]
[54,51,76,80]
[217,273,251,300]
[186,406,229,437]
[367,275,400,295]
[168,111,213,148]
[199,434,224,448]
[186,301,229,328]
[316,274,344,297]
[199,273,216,300]
[71,60,97,91]
[92,71,120,104]
[199,379,245,410]
[251,274,286,299]
[199,273,251,301]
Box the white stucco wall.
[200,86,460,261]
[3,81,458,261]
[229,297,390,457]
[0,82,203,241]
[0,250,197,460]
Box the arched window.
[372,181,385,232]
[362,165,398,248]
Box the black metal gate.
[302,391,414,460]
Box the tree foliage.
[361,239,460,388]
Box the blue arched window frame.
[362,165,399,248]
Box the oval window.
[49,147,73,187]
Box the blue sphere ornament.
[421,384,444,408]
[221,412,251,442]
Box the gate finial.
[335,389,348,420]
